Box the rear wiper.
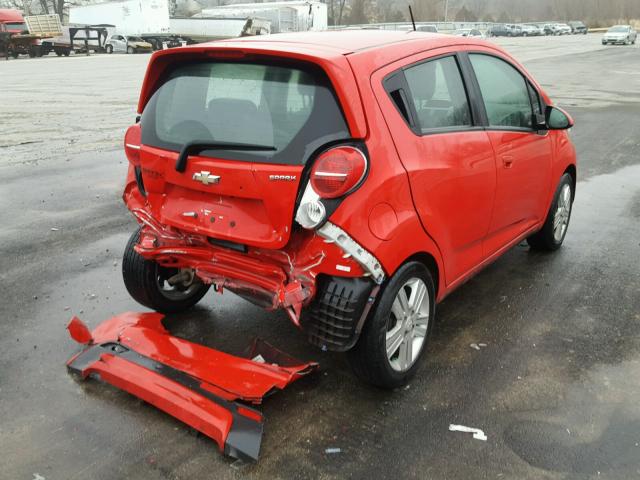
[175,141,277,172]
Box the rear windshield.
[141,61,350,165]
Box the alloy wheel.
[385,277,430,372]
[553,183,572,242]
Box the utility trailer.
[40,25,111,56]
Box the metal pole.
[444,0,449,22]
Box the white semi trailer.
[169,17,270,42]
[69,0,173,49]
[69,0,269,50]
[199,1,327,33]
[69,0,171,36]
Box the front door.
[468,53,552,256]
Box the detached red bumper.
[66,312,317,461]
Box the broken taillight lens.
[310,146,367,199]
[124,124,141,166]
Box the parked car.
[121,31,577,388]
[602,25,637,45]
[568,21,588,34]
[520,24,540,36]
[417,25,438,33]
[553,23,572,35]
[453,28,483,38]
[543,24,556,35]
[486,24,512,37]
[528,24,546,36]
[105,34,153,54]
[506,24,523,36]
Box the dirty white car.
[602,25,637,45]
[105,34,153,54]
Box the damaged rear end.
[122,45,385,344]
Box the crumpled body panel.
[66,312,317,461]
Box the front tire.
[527,173,574,251]
[348,261,435,389]
[127,46,135,54]
[122,229,210,313]
[106,44,113,54]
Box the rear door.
[371,48,497,285]
[138,60,351,249]
[467,53,552,256]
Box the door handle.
[502,155,514,168]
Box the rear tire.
[122,229,210,313]
[527,173,574,251]
[348,261,435,389]
[106,45,113,54]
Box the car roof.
[210,30,481,56]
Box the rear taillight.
[296,145,368,230]
[310,146,367,199]
[124,124,141,166]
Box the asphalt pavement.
[1,34,639,479]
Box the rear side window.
[141,61,350,165]
[403,56,472,133]
[469,54,534,129]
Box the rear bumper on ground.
[66,312,317,461]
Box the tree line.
[327,0,640,26]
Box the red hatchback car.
[121,31,576,388]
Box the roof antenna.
[409,5,416,31]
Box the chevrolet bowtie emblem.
[192,171,220,186]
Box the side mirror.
[546,106,574,130]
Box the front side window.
[470,54,534,129]
[403,55,472,133]
[141,61,349,165]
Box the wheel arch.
[397,251,441,302]
[564,163,577,201]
